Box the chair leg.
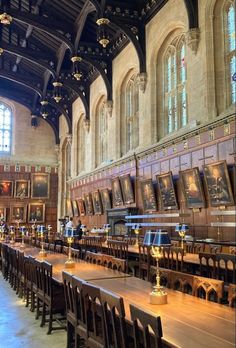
[35,298,40,319]
[40,303,46,327]
[67,322,74,348]
[47,308,53,335]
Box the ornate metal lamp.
[52,81,63,103]
[9,226,15,244]
[0,48,3,56]
[20,226,26,248]
[0,13,12,25]
[64,227,76,268]
[143,230,171,305]
[38,225,47,257]
[175,223,189,249]
[96,18,110,48]
[133,224,141,247]
[103,224,111,242]
[40,100,49,119]
[71,56,83,81]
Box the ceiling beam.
[184,0,199,28]
[74,0,95,51]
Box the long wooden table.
[91,276,236,348]
[10,244,131,282]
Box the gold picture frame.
[14,180,30,199]
[180,167,205,208]
[10,204,27,223]
[77,199,85,216]
[84,193,94,216]
[72,200,79,216]
[0,207,7,221]
[203,160,234,207]
[156,172,178,210]
[92,190,103,215]
[0,180,13,198]
[111,178,124,207]
[100,189,111,211]
[28,203,45,223]
[140,179,157,212]
[120,174,135,205]
[31,173,50,199]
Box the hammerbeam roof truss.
[0,0,199,143]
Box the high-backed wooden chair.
[228,284,236,307]
[171,271,194,294]
[108,257,127,273]
[193,242,205,254]
[62,271,76,347]
[209,244,222,254]
[16,250,25,297]
[229,246,236,255]
[199,252,217,279]
[49,243,55,252]
[101,288,128,348]
[82,282,106,348]
[170,247,184,272]
[72,276,87,347]
[193,276,224,303]
[107,240,128,260]
[138,245,152,281]
[130,304,163,348]
[71,248,80,260]
[41,261,66,334]
[62,246,69,255]
[216,253,236,284]
[171,240,179,248]
[88,252,103,265]
[55,244,62,253]
[185,241,194,253]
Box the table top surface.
[10,244,131,283]
[91,276,236,348]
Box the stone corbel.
[137,72,147,93]
[66,133,72,145]
[186,28,200,55]
[83,118,90,133]
[105,100,113,118]
[54,144,60,157]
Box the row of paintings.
[0,203,46,223]
[70,160,234,216]
[0,174,50,199]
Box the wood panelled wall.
[70,117,236,242]
[0,165,58,231]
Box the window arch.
[214,0,236,113]
[164,35,187,135]
[95,97,107,166]
[77,115,85,175]
[224,2,235,104]
[0,102,12,154]
[121,72,139,156]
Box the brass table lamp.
[143,230,171,305]
[64,227,76,268]
[38,225,47,257]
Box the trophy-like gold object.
[65,228,76,268]
[134,224,141,247]
[39,226,47,257]
[9,226,15,244]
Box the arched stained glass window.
[165,36,187,135]
[225,3,236,104]
[0,103,12,154]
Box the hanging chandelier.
[52,81,63,103]
[0,48,3,56]
[0,13,12,25]
[71,56,83,81]
[40,100,49,119]
[96,18,110,48]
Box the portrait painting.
[84,193,94,215]
[72,200,79,216]
[31,173,50,199]
[156,172,178,210]
[120,174,135,204]
[0,207,6,221]
[140,179,157,212]
[14,180,30,199]
[10,204,27,223]
[77,199,85,216]
[203,160,234,207]
[111,178,124,207]
[66,200,73,216]
[100,189,111,211]
[28,203,45,223]
[180,168,205,208]
[0,180,13,198]
[92,191,103,215]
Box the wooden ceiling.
[0,0,198,143]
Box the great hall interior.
[0,0,235,347]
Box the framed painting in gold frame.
[203,160,234,207]
[0,207,7,221]
[84,193,94,216]
[111,178,124,208]
[156,171,178,210]
[100,189,111,211]
[10,204,27,223]
[14,180,30,199]
[31,173,50,199]
[120,174,135,204]
[0,180,13,198]
[140,179,157,212]
[180,167,205,208]
[92,190,103,215]
[28,203,45,223]
[77,199,85,217]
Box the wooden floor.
[0,274,66,348]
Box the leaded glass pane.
[230,56,236,103]
[228,5,235,52]
[0,103,12,154]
